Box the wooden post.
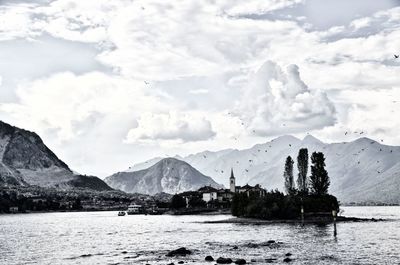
[332,209,337,237]
[301,198,304,225]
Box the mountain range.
[2,118,399,203]
[105,157,223,195]
[0,120,111,191]
[124,135,400,203]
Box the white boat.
[127,204,143,215]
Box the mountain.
[0,120,112,191]
[127,135,400,203]
[105,157,223,195]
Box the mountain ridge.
[126,135,400,203]
[0,120,112,191]
[105,157,223,195]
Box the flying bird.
[394,54,399,59]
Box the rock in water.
[166,247,192,257]
[205,255,214,261]
[216,257,233,264]
[283,257,293,262]
[235,259,246,264]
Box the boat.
[118,211,126,216]
[127,204,143,215]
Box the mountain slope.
[105,158,223,195]
[0,120,112,191]
[128,135,400,203]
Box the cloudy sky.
[1,0,400,177]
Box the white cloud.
[236,61,336,136]
[0,4,39,41]
[1,0,400,176]
[221,0,304,16]
[0,71,165,141]
[189,89,209,95]
[125,111,216,143]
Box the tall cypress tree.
[297,148,309,194]
[310,152,330,196]
[283,156,295,195]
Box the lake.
[0,206,399,264]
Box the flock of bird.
[138,54,400,179]
[206,131,397,178]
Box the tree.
[297,148,309,194]
[170,194,186,209]
[283,156,295,195]
[188,196,206,208]
[309,152,330,196]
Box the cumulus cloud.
[125,112,216,143]
[236,61,336,136]
[2,0,400,176]
[0,71,165,141]
[0,4,38,41]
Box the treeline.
[0,190,83,213]
[0,187,138,213]
[232,191,339,219]
[232,148,339,219]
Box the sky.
[1,0,400,178]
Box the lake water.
[0,206,399,265]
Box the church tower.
[230,168,236,193]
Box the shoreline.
[203,216,386,224]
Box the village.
[177,169,266,210]
[1,169,267,215]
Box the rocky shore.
[162,245,295,264]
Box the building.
[230,168,236,193]
[9,206,18,213]
[198,186,218,202]
[180,191,202,208]
[197,168,266,204]
[237,184,267,197]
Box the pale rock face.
[105,157,223,195]
[127,135,400,203]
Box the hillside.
[0,120,112,191]
[105,157,223,195]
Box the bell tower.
[230,168,236,193]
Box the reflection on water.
[0,206,399,265]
